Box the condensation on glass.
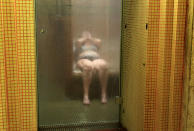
[37,0,121,129]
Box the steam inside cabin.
[38,0,121,126]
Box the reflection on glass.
[38,0,121,129]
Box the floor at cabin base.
[39,98,119,129]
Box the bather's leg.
[93,59,108,104]
[77,59,93,105]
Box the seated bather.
[75,31,108,105]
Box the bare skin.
[76,32,108,105]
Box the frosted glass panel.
[37,0,121,129]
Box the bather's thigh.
[93,59,108,70]
[77,59,93,71]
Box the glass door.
[37,0,121,129]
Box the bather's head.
[82,31,92,39]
